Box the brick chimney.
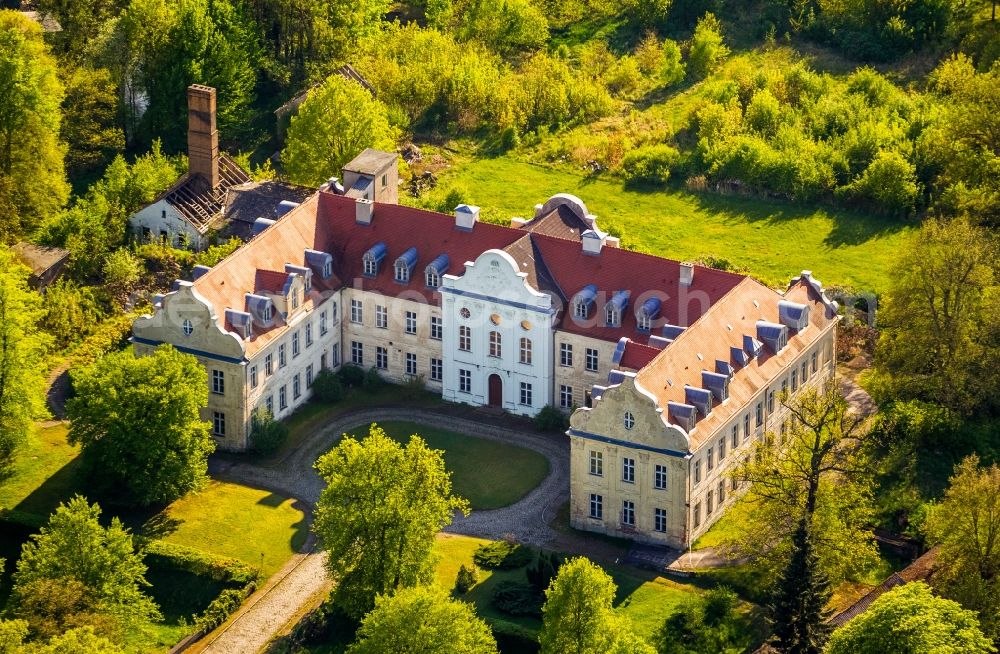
[187,84,219,189]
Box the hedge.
[143,540,260,586]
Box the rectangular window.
[622,457,635,483]
[560,342,573,367]
[375,305,387,329]
[265,354,273,376]
[351,341,363,365]
[694,459,702,484]
[519,382,532,406]
[654,508,667,533]
[331,302,338,323]
[792,369,798,392]
[376,346,388,370]
[743,414,750,440]
[430,358,443,381]
[559,384,573,408]
[585,348,599,372]
[731,425,739,450]
[802,360,809,383]
[707,448,714,471]
[719,437,726,461]
[811,351,818,374]
[768,389,775,414]
[305,323,313,347]
[489,331,502,358]
[405,352,417,376]
[320,311,328,336]
[430,316,442,340]
[250,365,258,389]
[279,386,287,410]
[654,464,667,490]
[590,451,603,476]
[265,395,273,415]
[306,364,314,387]
[211,369,224,395]
[459,326,471,352]
[212,411,225,437]
[293,374,301,399]
[622,500,635,526]
[405,311,417,335]
[756,402,763,427]
[459,369,471,393]
[332,342,340,367]
[292,332,300,358]
[519,338,532,365]
[718,480,726,504]
[279,344,287,368]
[351,299,363,324]
[707,490,714,515]
[590,494,603,520]
[694,502,701,528]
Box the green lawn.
[433,533,717,643]
[150,480,309,577]
[0,423,82,521]
[344,420,550,510]
[417,156,911,291]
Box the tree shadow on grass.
[11,456,86,521]
[141,512,183,540]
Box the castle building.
[132,150,838,547]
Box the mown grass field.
[417,156,911,291]
[344,420,551,510]
[0,423,81,520]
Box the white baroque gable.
[133,282,245,360]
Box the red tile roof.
[255,269,291,293]
[192,191,752,357]
[619,340,662,371]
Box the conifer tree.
[770,520,832,654]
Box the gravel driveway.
[200,407,568,654]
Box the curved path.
[200,408,567,654]
[210,407,569,545]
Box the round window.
[460,307,471,319]
[182,319,194,336]
[624,411,635,430]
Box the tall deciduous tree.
[726,385,878,584]
[313,424,469,619]
[769,520,832,654]
[0,247,48,469]
[60,65,126,176]
[34,0,122,59]
[347,586,498,654]
[924,456,1000,642]
[12,496,160,640]
[0,11,69,240]
[539,557,655,654]
[872,217,999,414]
[282,75,397,187]
[687,13,729,80]
[66,345,214,506]
[826,582,994,654]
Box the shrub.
[534,404,570,432]
[491,620,540,653]
[688,13,730,80]
[195,588,246,631]
[363,366,384,392]
[312,369,345,403]
[144,541,259,586]
[499,126,520,152]
[473,541,535,570]
[620,144,680,186]
[491,580,544,617]
[336,364,365,388]
[455,564,479,594]
[249,407,288,455]
[526,551,563,592]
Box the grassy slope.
[0,423,81,519]
[343,420,550,510]
[419,156,910,291]
[152,480,309,577]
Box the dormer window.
[262,303,273,322]
[572,284,597,321]
[323,259,332,278]
[636,297,661,333]
[363,242,386,278]
[424,253,448,289]
[426,269,439,287]
[605,290,630,328]
[291,289,299,310]
[393,247,417,284]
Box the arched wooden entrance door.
[488,374,503,407]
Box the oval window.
[460,307,471,319]
[182,319,194,336]
[624,411,635,430]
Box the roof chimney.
[187,85,219,189]
[356,197,374,225]
[455,204,479,231]
[679,262,694,287]
[581,229,603,255]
